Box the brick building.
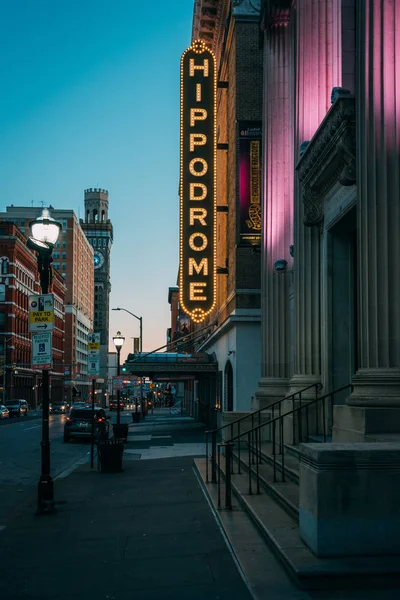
[0,206,94,400]
[185,0,263,422]
[0,222,66,406]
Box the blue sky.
[0,0,194,360]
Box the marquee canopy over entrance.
[122,352,218,381]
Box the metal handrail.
[211,382,353,510]
[205,382,322,483]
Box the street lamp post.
[113,331,125,426]
[27,208,61,515]
[112,307,143,415]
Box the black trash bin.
[112,423,129,441]
[132,412,140,423]
[98,439,124,473]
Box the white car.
[0,405,10,419]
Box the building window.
[62,252,66,259]
[62,241,66,248]
[0,313,5,328]
[53,252,60,259]
[62,219,67,227]
[103,238,107,247]
[0,285,5,302]
[53,262,60,270]
[62,263,66,270]
[2,260,7,274]
[93,238,97,247]
[62,273,66,278]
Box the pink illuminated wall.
[356,0,400,376]
[264,19,294,271]
[296,0,342,145]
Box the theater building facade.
[180,0,263,422]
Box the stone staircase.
[194,439,400,592]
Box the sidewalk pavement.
[0,415,253,600]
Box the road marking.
[23,425,41,431]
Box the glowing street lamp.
[27,208,61,515]
[113,331,125,425]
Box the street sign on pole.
[32,332,53,370]
[88,356,100,378]
[29,294,55,333]
[88,333,101,377]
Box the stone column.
[334,0,400,440]
[256,3,294,408]
[288,0,342,397]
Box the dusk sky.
[0,1,194,362]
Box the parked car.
[50,401,70,414]
[5,399,28,417]
[64,407,110,442]
[0,405,10,419]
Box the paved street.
[0,410,131,525]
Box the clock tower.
[81,188,113,405]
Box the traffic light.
[122,366,127,373]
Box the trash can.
[98,439,124,473]
[132,412,140,423]
[112,423,129,441]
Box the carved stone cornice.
[260,0,292,29]
[296,96,356,227]
[192,0,230,64]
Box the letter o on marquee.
[189,158,208,177]
[189,233,208,251]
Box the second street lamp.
[27,208,61,515]
[112,307,143,417]
[113,331,125,427]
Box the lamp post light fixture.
[27,208,61,515]
[112,308,143,417]
[113,331,125,426]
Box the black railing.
[211,383,353,510]
[205,382,322,483]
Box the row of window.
[88,238,108,248]
[53,252,67,259]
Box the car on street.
[49,401,70,414]
[109,399,124,411]
[5,399,28,417]
[71,401,91,409]
[0,405,10,419]
[64,407,111,442]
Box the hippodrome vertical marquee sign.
[179,39,217,324]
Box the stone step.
[194,456,400,591]
[232,449,299,520]
[258,441,300,484]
